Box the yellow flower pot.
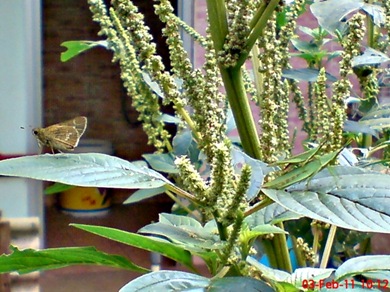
[59,187,111,216]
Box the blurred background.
[0,0,192,290]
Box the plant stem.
[237,0,281,68]
[250,46,263,105]
[273,223,292,272]
[165,190,201,221]
[291,236,307,267]
[175,105,201,142]
[245,197,274,216]
[206,0,289,272]
[166,184,201,205]
[320,225,337,268]
[206,0,228,52]
[312,225,321,260]
[221,68,262,158]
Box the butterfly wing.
[61,116,87,136]
[37,116,88,151]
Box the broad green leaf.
[120,271,209,292]
[0,246,147,274]
[72,224,195,271]
[245,204,302,227]
[291,39,320,53]
[288,267,334,289]
[172,129,193,156]
[344,120,379,138]
[61,40,107,62]
[352,47,390,67]
[246,257,291,282]
[360,104,390,131]
[263,166,390,233]
[123,186,166,204]
[159,213,203,228]
[123,272,273,292]
[208,277,274,292]
[272,282,299,292]
[359,271,390,282]
[311,0,363,35]
[142,153,178,174]
[231,147,271,200]
[139,222,223,252]
[362,3,386,27]
[0,153,168,189]
[172,129,201,165]
[321,288,381,292]
[335,255,390,280]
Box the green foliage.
[0,0,390,290]
[0,246,147,274]
[61,40,107,62]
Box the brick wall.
[43,0,176,161]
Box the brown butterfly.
[32,116,87,153]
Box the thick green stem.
[273,223,292,272]
[236,0,281,67]
[221,68,262,158]
[206,0,228,52]
[206,0,289,272]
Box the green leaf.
[119,271,209,292]
[335,255,390,280]
[246,257,290,282]
[232,147,272,200]
[121,271,274,292]
[310,0,363,35]
[360,104,390,131]
[344,120,379,138]
[44,182,74,195]
[142,153,178,174]
[0,153,169,189]
[172,129,201,165]
[282,68,337,82]
[352,47,390,67]
[140,214,223,252]
[60,40,107,62]
[139,222,223,252]
[141,71,165,98]
[208,277,275,292]
[159,213,203,228]
[291,39,320,53]
[123,186,166,204]
[72,224,195,271]
[245,204,302,227]
[362,3,386,27]
[0,246,147,274]
[288,267,334,290]
[263,166,390,233]
[156,113,181,124]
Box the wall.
[0,1,43,222]
[43,0,177,162]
